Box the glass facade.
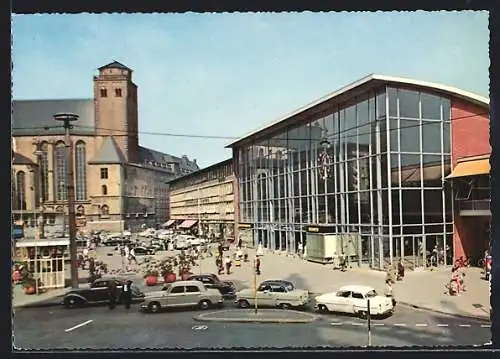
[236,86,453,269]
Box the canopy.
[162,219,176,228]
[446,158,490,179]
[178,219,198,229]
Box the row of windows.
[100,88,122,98]
[170,162,233,190]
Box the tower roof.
[89,136,126,165]
[98,61,132,72]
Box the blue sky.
[12,12,489,167]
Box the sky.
[12,11,489,168]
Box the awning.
[446,158,490,179]
[178,219,198,229]
[162,219,175,228]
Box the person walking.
[224,255,232,275]
[129,247,138,266]
[122,280,133,309]
[108,280,118,310]
[255,256,261,275]
[384,279,396,307]
[218,243,223,258]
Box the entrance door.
[411,236,426,268]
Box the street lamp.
[318,131,332,181]
[53,112,79,289]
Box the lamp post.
[53,112,79,289]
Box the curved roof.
[226,74,489,148]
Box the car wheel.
[64,296,82,309]
[317,304,329,313]
[358,310,368,319]
[279,303,292,310]
[238,299,250,309]
[148,302,161,313]
[199,300,211,310]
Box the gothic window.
[101,204,109,216]
[102,185,108,195]
[75,141,87,201]
[40,142,49,201]
[54,142,67,201]
[16,171,26,210]
[100,88,107,97]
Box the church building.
[12,61,199,233]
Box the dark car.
[103,237,131,247]
[187,274,236,299]
[132,246,156,255]
[62,277,145,308]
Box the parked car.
[139,228,156,238]
[235,280,309,309]
[132,246,156,256]
[103,237,131,247]
[186,274,237,299]
[313,285,395,317]
[259,280,295,292]
[122,230,132,238]
[139,280,223,313]
[62,277,145,308]
[156,230,172,240]
[186,236,202,247]
[150,239,167,250]
[174,236,191,250]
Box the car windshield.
[366,290,377,298]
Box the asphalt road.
[13,303,491,349]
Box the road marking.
[65,320,93,333]
[481,324,491,328]
[192,325,208,331]
[372,323,385,326]
[350,322,365,326]
[459,324,471,327]
[394,323,407,327]
[415,323,428,327]
[330,322,343,326]
[436,324,449,327]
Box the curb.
[193,309,318,324]
[397,301,490,321]
[14,298,64,309]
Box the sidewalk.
[198,247,490,320]
[12,284,70,309]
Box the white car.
[174,236,190,250]
[156,230,171,240]
[139,228,156,238]
[186,236,201,247]
[314,285,394,317]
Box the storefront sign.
[238,223,253,229]
[307,226,320,233]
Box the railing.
[458,199,490,212]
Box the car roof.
[338,285,375,294]
[261,280,293,285]
[171,280,204,286]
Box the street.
[13,303,490,349]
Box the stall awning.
[446,158,490,179]
[162,219,175,228]
[178,219,198,229]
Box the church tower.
[93,61,139,163]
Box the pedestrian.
[397,259,405,281]
[122,280,133,309]
[256,242,264,257]
[224,255,232,275]
[238,237,242,249]
[216,256,224,274]
[243,245,249,262]
[255,256,261,275]
[298,241,303,259]
[218,243,223,258]
[384,279,396,307]
[108,280,118,310]
[129,247,138,265]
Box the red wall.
[451,99,490,260]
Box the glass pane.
[421,93,442,119]
[401,189,422,224]
[424,190,443,217]
[357,100,369,126]
[422,121,442,153]
[358,124,371,148]
[398,89,420,118]
[377,90,386,119]
[388,87,398,117]
[423,155,443,186]
[345,105,356,137]
[391,190,400,224]
[400,119,420,152]
[369,97,375,122]
[443,122,451,153]
[390,119,399,151]
[400,154,421,188]
[390,154,399,186]
[442,99,451,122]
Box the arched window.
[40,142,49,201]
[54,142,67,201]
[75,141,87,201]
[16,171,26,210]
[101,204,109,216]
[102,185,108,195]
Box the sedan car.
[103,237,131,247]
[314,285,395,317]
[62,277,145,308]
[139,280,223,313]
[186,274,236,299]
[235,280,309,309]
[132,246,156,255]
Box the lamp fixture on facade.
[318,130,332,180]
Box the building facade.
[168,159,235,239]
[227,74,489,270]
[12,61,199,233]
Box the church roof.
[88,136,126,165]
[12,99,95,136]
[13,152,36,166]
[98,61,132,71]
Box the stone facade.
[12,61,198,233]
